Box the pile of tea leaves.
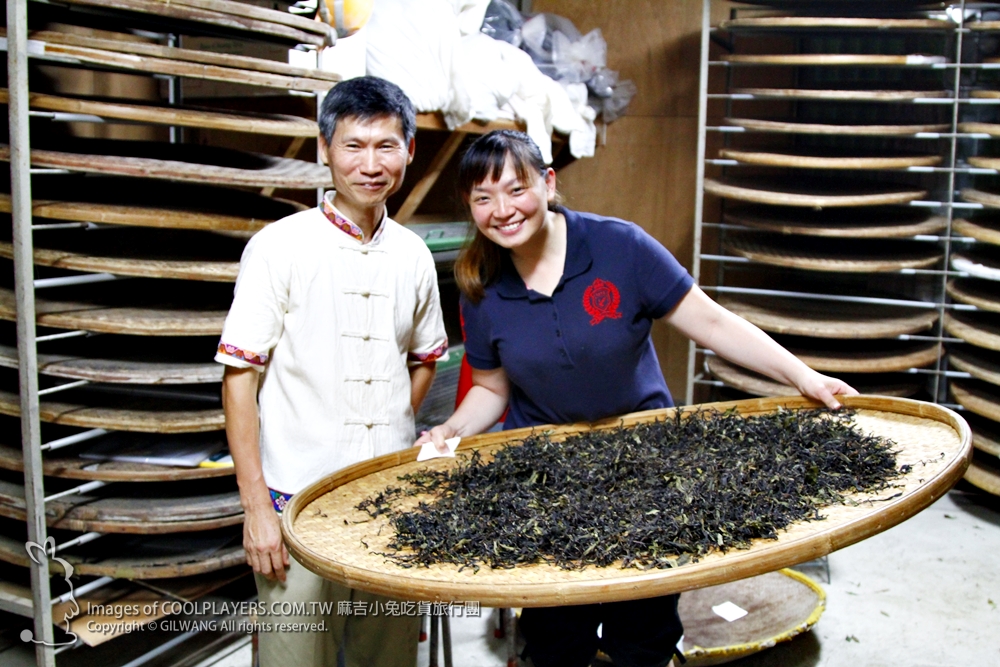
[356,408,908,571]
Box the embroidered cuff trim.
[217,342,269,366]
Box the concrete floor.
[208,485,1000,667]
[3,486,998,667]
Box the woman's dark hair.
[318,76,416,143]
[455,130,561,303]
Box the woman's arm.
[414,366,511,452]
[664,286,858,409]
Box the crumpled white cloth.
[364,0,596,162]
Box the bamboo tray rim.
[282,395,970,606]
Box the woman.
[417,130,856,667]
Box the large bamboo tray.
[951,380,1000,422]
[787,340,941,373]
[731,88,949,101]
[947,278,1000,313]
[704,178,926,207]
[958,122,1000,137]
[0,342,222,384]
[949,347,1000,387]
[0,523,244,578]
[718,295,937,338]
[723,54,947,66]
[953,217,1000,245]
[0,141,331,190]
[719,17,955,30]
[718,149,940,170]
[0,182,304,232]
[705,357,920,398]
[724,207,945,238]
[965,451,1000,497]
[943,312,1000,352]
[0,479,241,533]
[960,187,1000,208]
[966,413,1000,457]
[724,235,941,272]
[724,117,949,136]
[0,89,317,137]
[0,286,227,336]
[0,389,224,433]
[283,395,970,606]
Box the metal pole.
[8,0,57,663]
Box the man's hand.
[244,504,289,581]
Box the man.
[217,76,448,667]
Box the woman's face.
[468,156,556,251]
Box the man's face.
[320,114,415,221]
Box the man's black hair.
[318,76,416,144]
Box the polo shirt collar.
[321,191,386,245]
[495,207,592,300]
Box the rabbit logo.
[20,537,79,646]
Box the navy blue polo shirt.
[461,208,695,429]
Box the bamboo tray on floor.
[784,340,941,373]
[0,180,305,232]
[946,278,1000,313]
[0,286,227,336]
[731,88,949,101]
[724,118,949,136]
[718,296,938,339]
[676,569,824,666]
[950,379,1000,422]
[704,178,926,207]
[0,141,331,189]
[0,389,224,433]
[51,0,331,46]
[724,235,941,272]
[0,89,318,136]
[0,342,222,384]
[0,479,241,533]
[719,17,955,30]
[723,54,947,66]
[0,523,244,578]
[943,312,1000,352]
[964,450,1000,497]
[948,347,1000,386]
[282,395,969,606]
[724,207,946,238]
[952,217,1000,245]
[705,357,920,398]
[718,149,940,170]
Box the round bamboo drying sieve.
[731,88,949,101]
[943,312,1000,351]
[723,208,946,238]
[719,17,954,30]
[704,178,927,207]
[705,357,920,399]
[948,348,1000,387]
[953,218,1000,245]
[947,278,1000,313]
[722,54,946,66]
[282,395,970,606]
[724,235,942,273]
[965,452,1000,497]
[724,117,950,136]
[719,149,941,170]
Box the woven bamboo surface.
[724,207,945,238]
[969,416,1000,456]
[946,278,1000,312]
[0,141,331,190]
[966,156,1000,171]
[704,178,926,207]
[965,455,1000,497]
[789,342,941,373]
[723,54,947,66]
[0,187,302,232]
[944,312,1000,351]
[0,529,245,578]
[0,441,233,481]
[724,118,949,136]
[948,348,1000,386]
[0,88,317,137]
[719,149,940,170]
[0,343,222,384]
[951,380,1000,422]
[678,569,824,666]
[705,357,919,398]
[953,218,1000,245]
[0,287,227,336]
[719,17,954,30]
[958,122,1000,136]
[724,235,941,272]
[719,296,937,338]
[961,187,1000,208]
[283,395,969,606]
[731,88,949,101]
[0,389,224,433]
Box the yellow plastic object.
[320,0,374,37]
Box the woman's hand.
[414,423,459,454]
[792,370,859,410]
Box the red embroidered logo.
[583,278,622,325]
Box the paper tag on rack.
[417,437,460,462]
[711,601,748,622]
